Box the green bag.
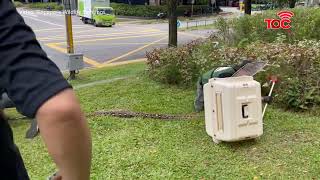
[194,67,236,112]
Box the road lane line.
[51,33,166,45]
[34,27,65,32]
[85,42,168,45]
[84,57,102,67]
[38,29,161,41]
[34,26,89,32]
[45,43,101,67]
[102,36,167,65]
[22,15,64,27]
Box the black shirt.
[0,0,71,118]
[0,1,71,179]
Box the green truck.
[78,0,116,27]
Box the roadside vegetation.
[111,3,217,17]
[147,8,320,111]
[8,63,320,179]
[13,1,24,7]
[15,1,219,18]
[25,2,64,11]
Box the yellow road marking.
[38,29,160,41]
[34,27,66,32]
[86,42,168,45]
[84,57,102,67]
[62,58,147,73]
[52,33,166,45]
[73,28,104,34]
[100,58,147,67]
[102,36,167,65]
[45,43,101,67]
[46,43,67,53]
[34,26,90,32]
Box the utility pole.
[244,0,252,15]
[64,0,76,79]
[191,0,194,16]
[168,0,178,47]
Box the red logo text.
[264,11,294,29]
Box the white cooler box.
[203,76,263,143]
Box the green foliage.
[146,40,204,86]
[111,3,209,17]
[13,1,24,7]
[9,62,320,179]
[245,40,320,110]
[111,3,166,17]
[215,8,320,45]
[27,2,63,11]
[146,39,320,111]
[196,0,209,5]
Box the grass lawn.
[7,62,320,179]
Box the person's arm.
[0,1,91,179]
[36,89,91,180]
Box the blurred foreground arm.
[0,1,92,179]
[36,89,91,180]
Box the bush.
[27,2,63,11]
[146,40,203,85]
[14,1,24,7]
[146,39,320,111]
[111,3,211,17]
[215,8,320,45]
[111,3,166,17]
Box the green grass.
[7,63,320,179]
[13,1,24,7]
[65,62,146,86]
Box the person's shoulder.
[0,0,15,12]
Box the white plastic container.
[203,76,263,143]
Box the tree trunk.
[168,0,178,47]
[244,0,251,15]
[289,0,296,8]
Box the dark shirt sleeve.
[0,0,72,118]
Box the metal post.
[191,4,194,17]
[64,0,76,79]
[191,0,194,17]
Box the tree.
[244,0,252,15]
[167,0,178,47]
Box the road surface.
[18,9,215,70]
